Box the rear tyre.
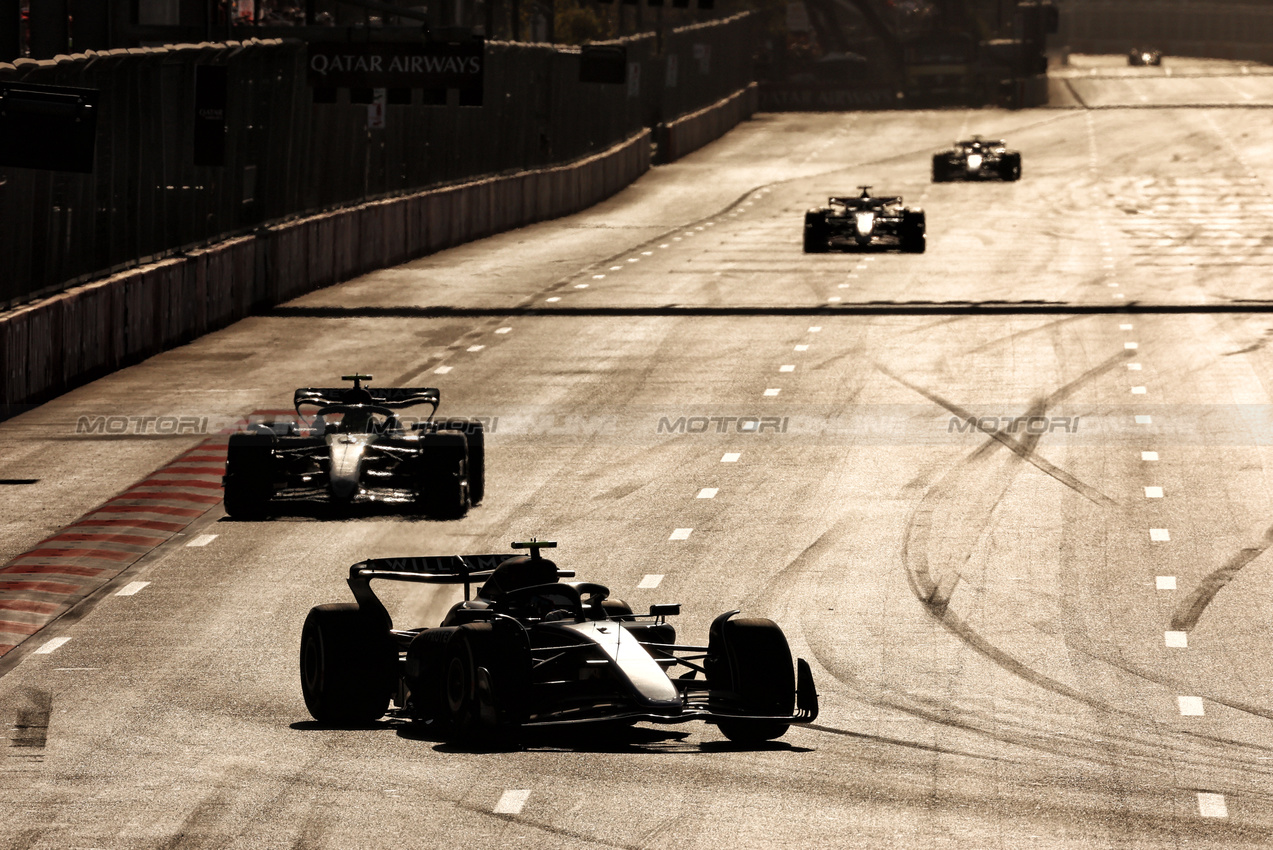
[439,418,484,505]
[803,210,829,253]
[299,604,395,725]
[1000,152,1021,181]
[707,616,795,743]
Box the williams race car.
[803,187,925,254]
[1128,48,1162,66]
[931,136,1021,182]
[222,374,483,519]
[299,540,819,743]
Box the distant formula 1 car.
[299,540,819,743]
[931,136,1021,182]
[222,374,483,519]
[1128,48,1162,66]
[803,187,925,254]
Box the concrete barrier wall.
[657,83,759,164]
[0,129,650,416]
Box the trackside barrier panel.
[0,129,651,417]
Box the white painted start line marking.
[495,327,511,334]
[1156,576,1177,590]
[721,453,740,463]
[1125,342,1139,350]
[1128,363,1142,370]
[1150,528,1171,542]
[494,790,531,815]
[34,637,71,655]
[763,389,781,397]
[1165,631,1188,648]
[186,534,218,547]
[1145,486,1164,498]
[1178,696,1205,716]
[466,345,485,352]
[794,344,809,351]
[116,581,151,597]
[638,574,664,589]
[1131,386,1147,394]
[697,488,718,499]
[1135,415,1152,424]
[1142,451,1159,461]
[779,365,795,372]
[669,528,693,541]
[1197,793,1228,818]
[1120,324,1134,330]
[434,365,453,374]
[808,326,822,332]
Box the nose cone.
[327,435,370,500]
[966,153,983,171]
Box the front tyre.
[803,210,829,253]
[439,418,485,505]
[1000,152,1022,181]
[707,616,796,742]
[299,604,395,725]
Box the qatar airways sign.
[307,41,484,92]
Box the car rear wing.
[346,552,577,627]
[293,387,441,413]
[829,195,901,207]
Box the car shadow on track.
[218,506,467,523]
[401,722,812,755]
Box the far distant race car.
[1128,48,1162,66]
[299,540,819,744]
[803,187,925,254]
[931,136,1021,182]
[222,374,483,519]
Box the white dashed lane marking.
[186,534,217,547]
[721,453,740,463]
[763,389,781,397]
[779,365,795,372]
[1120,324,1134,330]
[1145,487,1164,498]
[575,284,589,289]
[434,366,453,374]
[466,345,485,352]
[495,327,511,334]
[638,574,664,589]
[1135,415,1152,424]
[116,581,151,597]
[1178,696,1205,716]
[1165,631,1188,648]
[794,345,809,351]
[1150,528,1171,542]
[697,488,718,499]
[669,528,693,541]
[1128,363,1142,370]
[1197,793,1228,818]
[808,326,822,333]
[1125,342,1139,350]
[1142,451,1159,460]
[1156,576,1177,590]
[1131,386,1147,394]
[33,637,71,655]
[494,790,531,815]
[545,297,561,303]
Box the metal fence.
[1056,1,1273,62]
[0,12,756,309]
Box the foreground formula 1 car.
[931,136,1021,182]
[803,187,925,254]
[1128,48,1162,66]
[223,374,483,519]
[300,541,819,743]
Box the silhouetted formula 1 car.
[222,374,483,519]
[803,187,925,254]
[300,541,819,743]
[1128,48,1162,66]
[931,136,1021,182]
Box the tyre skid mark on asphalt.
[1169,524,1273,632]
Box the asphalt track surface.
[4,56,1273,847]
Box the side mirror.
[649,603,681,618]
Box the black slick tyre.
[707,616,795,743]
[931,155,949,182]
[441,623,526,743]
[223,440,274,519]
[803,210,829,253]
[418,432,470,518]
[439,418,484,504]
[901,210,926,254]
[1000,153,1021,181]
[299,603,395,726]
